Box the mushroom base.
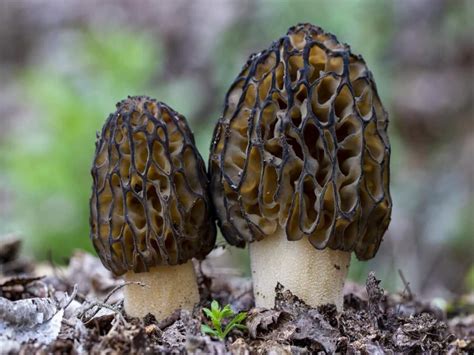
[123,261,200,320]
[249,231,351,311]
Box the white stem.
[123,261,199,320]
[249,229,351,310]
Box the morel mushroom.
[209,24,391,310]
[90,96,215,319]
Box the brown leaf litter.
[0,239,472,354]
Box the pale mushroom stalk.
[250,231,351,310]
[123,262,199,319]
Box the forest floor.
[0,238,473,354]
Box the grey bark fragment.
[0,287,75,348]
[0,307,63,348]
[0,296,58,327]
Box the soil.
[0,238,473,354]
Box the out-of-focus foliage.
[0,30,202,260]
[0,0,472,297]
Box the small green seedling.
[201,300,247,340]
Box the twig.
[61,284,78,310]
[81,301,126,325]
[80,281,146,322]
[103,281,146,304]
[398,269,413,300]
[106,313,123,336]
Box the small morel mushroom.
[90,96,215,319]
[209,24,391,310]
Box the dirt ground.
[0,238,473,354]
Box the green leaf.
[233,312,247,323]
[222,324,234,338]
[211,300,220,313]
[201,324,218,337]
[202,307,214,320]
[211,316,222,335]
[222,311,248,337]
[201,300,247,340]
[220,305,234,319]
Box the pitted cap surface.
[91,96,216,275]
[209,24,391,260]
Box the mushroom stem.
[249,230,351,310]
[123,261,199,320]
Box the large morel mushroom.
[90,96,215,319]
[209,24,392,310]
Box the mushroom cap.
[90,96,216,276]
[209,23,391,260]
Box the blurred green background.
[0,0,472,298]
